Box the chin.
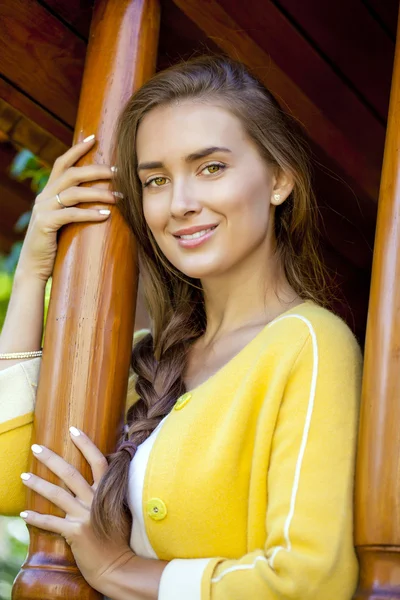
[175,261,226,280]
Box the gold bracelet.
[0,350,43,359]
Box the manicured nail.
[31,444,43,454]
[20,512,28,519]
[99,209,111,215]
[111,166,118,172]
[83,134,95,143]
[112,191,123,198]
[69,426,80,437]
[20,473,31,481]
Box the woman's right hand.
[17,135,119,283]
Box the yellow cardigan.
[0,301,363,600]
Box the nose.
[170,179,202,218]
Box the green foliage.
[3,149,50,274]
[0,517,29,600]
[10,149,50,194]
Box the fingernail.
[69,426,80,437]
[99,209,111,215]
[111,166,118,173]
[112,191,123,198]
[21,473,32,481]
[20,512,28,519]
[31,444,43,454]
[83,134,95,143]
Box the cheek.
[143,198,169,232]
[218,175,271,229]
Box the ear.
[270,168,295,206]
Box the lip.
[172,223,219,236]
[175,225,218,248]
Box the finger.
[56,164,115,191]
[47,136,97,184]
[38,165,115,205]
[19,510,69,537]
[46,186,120,210]
[31,444,94,504]
[20,472,86,516]
[69,427,109,485]
[35,206,112,231]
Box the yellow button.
[174,392,192,410]
[146,498,167,521]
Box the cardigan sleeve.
[0,358,41,515]
[158,321,363,600]
[0,328,150,516]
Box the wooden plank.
[0,78,73,146]
[0,0,86,127]
[364,0,399,40]
[276,0,394,121]
[41,0,93,39]
[0,95,69,164]
[172,0,384,202]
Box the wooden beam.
[12,0,160,598]
[172,0,384,202]
[276,0,394,122]
[0,96,69,164]
[41,0,93,39]
[0,0,86,127]
[354,8,400,598]
[0,78,73,148]
[364,0,399,40]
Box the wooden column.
[12,1,160,599]
[354,9,400,600]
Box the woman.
[0,55,363,599]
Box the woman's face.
[136,101,289,280]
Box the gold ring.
[56,193,67,209]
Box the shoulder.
[267,301,363,381]
[272,300,361,352]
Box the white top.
[128,415,168,557]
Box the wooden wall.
[0,0,398,341]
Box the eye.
[143,176,168,188]
[202,162,226,175]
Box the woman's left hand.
[19,427,134,593]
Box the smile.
[175,225,218,248]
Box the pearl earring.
[273,193,281,202]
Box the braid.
[91,303,204,542]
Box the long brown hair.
[91,53,332,541]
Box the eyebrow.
[137,146,232,172]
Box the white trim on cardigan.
[209,314,318,583]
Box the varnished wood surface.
[0,0,85,127]
[353,6,400,598]
[354,548,400,599]
[277,0,395,121]
[0,78,72,150]
[42,0,93,39]
[0,94,69,166]
[12,0,160,598]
